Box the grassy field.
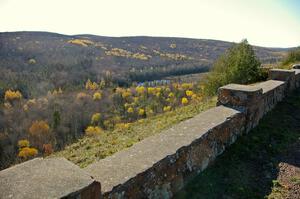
[53,97,217,168]
[175,89,300,199]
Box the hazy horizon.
[1,0,300,48]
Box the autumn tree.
[181,97,188,105]
[18,139,30,148]
[43,143,53,156]
[29,120,51,150]
[17,139,38,160]
[85,79,98,90]
[93,92,102,100]
[91,113,101,125]
[4,89,22,102]
[18,147,38,159]
[85,126,102,136]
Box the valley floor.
[175,89,300,199]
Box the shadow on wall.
[175,88,300,199]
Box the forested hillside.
[0,31,289,98]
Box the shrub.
[43,143,53,156]
[146,107,154,116]
[136,86,146,95]
[121,90,131,98]
[181,83,193,90]
[103,120,114,130]
[163,106,171,112]
[281,47,300,67]
[76,92,89,100]
[191,94,199,101]
[4,90,22,102]
[91,113,101,125]
[29,120,50,136]
[93,92,102,100]
[18,147,38,159]
[18,139,30,148]
[138,108,145,116]
[186,90,194,97]
[85,79,98,90]
[181,97,189,105]
[147,87,155,95]
[115,123,130,130]
[29,120,51,149]
[127,107,134,113]
[168,92,174,98]
[85,126,102,136]
[204,39,263,95]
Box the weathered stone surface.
[218,84,262,131]
[256,80,286,114]
[85,106,245,198]
[0,157,101,199]
[218,80,287,132]
[269,69,296,91]
[292,69,300,88]
[256,80,285,94]
[217,84,262,107]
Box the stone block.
[217,84,263,131]
[217,84,262,107]
[292,69,300,88]
[255,80,286,114]
[269,69,296,90]
[0,157,101,199]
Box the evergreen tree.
[53,110,61,129]
[205,39,263,95]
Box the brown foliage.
[43,143,53,156]
[29,120,50,136]
[29,120,51,149]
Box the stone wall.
[0,158,101,199]
[84,106,245,198]
[0,69,299,199]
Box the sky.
[0,0,299,47]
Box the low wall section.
[0,69,299,199]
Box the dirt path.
[268,142,300,199]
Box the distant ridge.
[0,31,291,96]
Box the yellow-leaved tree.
[93,92,102,100]
[91,113,101,125]
[17,139,38,159]
[85,126,103,136]
[4,89,22,102]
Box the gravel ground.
[269,142,300,199]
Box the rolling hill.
[0,31,291,97]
